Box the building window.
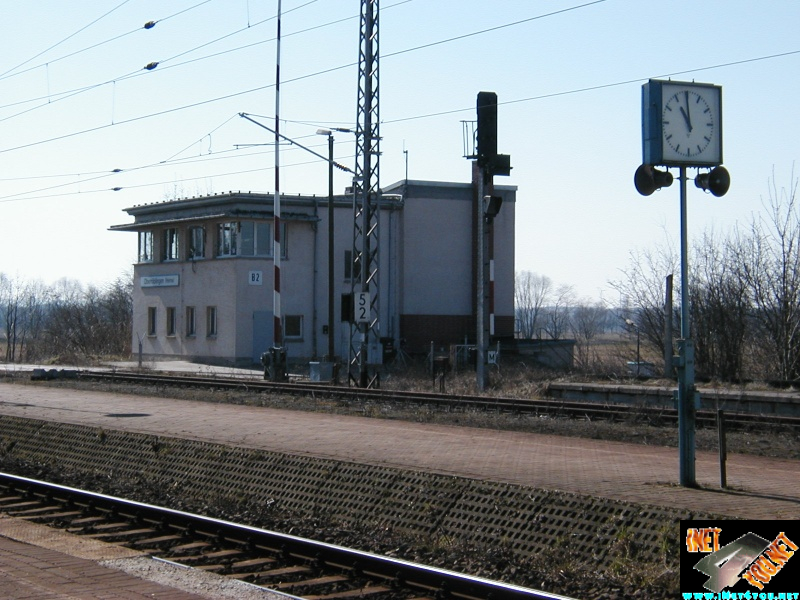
[240,221,272,256]
[216,221,286,258]
[344,250,360,282]
[188,226,205,260]
[217,222,238,257]
[206,306,217,337]
[186,306,196,337]
[138,231,154,263]
[284,315,303,339]
[276,221,287,258]
[164,228,179,261]
[147,307,157,336]
[259,222,272,255]
[166,307,176,336]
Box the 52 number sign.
[355,292,370,324]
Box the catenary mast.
[349,0,381,388]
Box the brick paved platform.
[0,516,223,600]
[0,536,209,599]
[0,516,284,599]
[1,383,797,519]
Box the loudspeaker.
[695,166,730,197]
[634,164,673,196]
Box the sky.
[1,0,798,303]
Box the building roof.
[109,211,318,232]
[383,179,517,193]
[109,180,512,232]
[110,190,349,231]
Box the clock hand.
[679,106,692,132]
[683,91,693,132]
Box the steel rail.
[0,472,574,600]
[72,369,800,431]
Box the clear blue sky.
[1,0,798,302]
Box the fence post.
[717,409,727,489]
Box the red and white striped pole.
[272,0,283,350]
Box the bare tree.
[2,275,24,362]
[730,166,800,380]
[570,299,609,371]
[690,231,749,380]
[0,273,15,361]
[543,284,575,340]
[0,272,132,363]
[98,276,133,356]
[0,275,50,362]
[610,240,679,356]
[514,271,551,338]
[18,279,49,362]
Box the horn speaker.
[695,166,730,197]
[634,164,673,196]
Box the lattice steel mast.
[349,0,381,388]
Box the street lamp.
[625,318,641,377]
[316,129,337,369]
[316,128,354,380]
[238,113,353,380]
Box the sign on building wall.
[249,271,264,285]
[141,275,180,287]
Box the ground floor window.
[147,307,157,336]
[206,306,217,337]
[166,307,176,336]
[186,306,196,337]
[284,315,303,339]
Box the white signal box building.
[111,179,516,366]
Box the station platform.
[0,516,279,599]
[1,376,798,598]
[1,380,797,520]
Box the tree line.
[517,169,800,382]
[514,271,616,373]
[0,274,132,364]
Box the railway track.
[68,369,800,431]
[0,472,572,600]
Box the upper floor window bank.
[135,220,286,264]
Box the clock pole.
[676,166,697,487]
[637,79,728,488]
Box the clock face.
[659,83,721,165]
[663,91,713,157]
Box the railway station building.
[110,178,517,367]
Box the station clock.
[642,79,722,167]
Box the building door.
[252,311,274,364]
